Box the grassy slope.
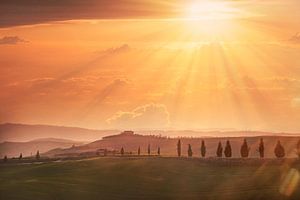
[0,157,299,200]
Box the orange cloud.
[0,36,27,45]
[289,33,300,44]
[98,44,130,55]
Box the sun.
[185,1,238,20]
[178,1,242,39]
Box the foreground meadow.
[0,157,299,200]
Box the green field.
[1,157,300,200]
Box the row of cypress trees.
[120,145,161,156]
[4,139,300,161]
[120,139,297,158]
[120,139,300,158]
[3,151,40,162]
[177,139,300,158]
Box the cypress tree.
[201,140,206,158]
[177,139,181,157]
[297,139,300,158]
[148,144,151,155]
[36,150,40,160]
[274,141,285,158]
[216,142,223,157]
[188,144,193,157]
[224,140,232,158]
[258,138,265,158]
[158,147,160,156]
[138,146,141,156]
[240,139,250,158]
[121,147,124,156]
[19,153,22,160]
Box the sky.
[1,0,300,132]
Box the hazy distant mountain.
[1,123,298,143]
[0,138,85,157]
[0,123,118,142]
[45,131,300,158]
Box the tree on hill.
[274,141,285,158]
[19,153,22,160]
[188,144,193,157]
[216,142,223,157]
[177,139,181,157]
[224,140,232,158]
[201,140,206,158]
[3,155,8,162]
[121,147,124,156]
[138,146,141,156]
[148,144,151,155]
[258,138,265,158]
[297,139,300,158]
[36,150,40,160]
[240,139,250,158]
[158,147,160,156]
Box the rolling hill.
[1,157,299,200]
[0,138,85,157]
[45,131,300,158]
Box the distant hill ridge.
[0,123,118,142]
[0,137,85,157]
[1,123,299,143]
[29,138,80,143]
[45,131,300,158]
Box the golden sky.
[1,0,300,132]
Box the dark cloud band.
[0,0,178,28]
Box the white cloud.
[106,103,170,129]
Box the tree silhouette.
[240,139,250,158]
[188,144,193,157]
[177,139,181,157]
[36,150,40,160]
[297,139,300,158]
[216,142,223,157]
[158,147,160,156]
[138,146,141,156]
[201,140,206,158]
[274,141,285,158]
[148,144,151,155]
[3,155,8,162]
[121,147,124,156]
[258,138,265,158]
[224,140,232,158]
[19,153,22,160]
